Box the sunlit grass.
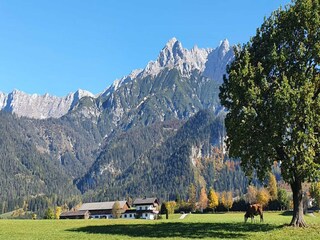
[0,212,319,240]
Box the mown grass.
[0,212,319,240]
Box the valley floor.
[0,212,319,240]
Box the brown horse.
[244,204,263,223]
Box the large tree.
[219,0,319,227]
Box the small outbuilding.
[60,210,90,219]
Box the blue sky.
[0,0,292,96]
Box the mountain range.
[0,38,246,215]
[0,38,233,119]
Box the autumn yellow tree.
[246,185,257,204]
[207,188,219,212]
[55,206,62,219]
[220,191,226,207]
[219,191,233,211]
[165,201,176,214]
[257,188,270,207]
[198,187,208,211]
[268,172,278,200]
[225,191,233,211]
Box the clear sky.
[0,0,292,96]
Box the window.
[145,206,148,210]
[124,214,127,218]
[130,214,132,218]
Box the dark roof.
[133,198,158,205]
[60,210,88,217]
[79,201,128,211]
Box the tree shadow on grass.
[68,222,283,239]
[280,211,293,216]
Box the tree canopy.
[220,0,319,227]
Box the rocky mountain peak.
[164,37,180,49]
[220,39,230,50]
[100,38,234,98]
[141,38,213,78]
[0,89,94,119]
[158,37,185,67]
[203,39,234,83]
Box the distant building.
[79,201,130,219]
[133,197,159,220]
[60,198,159,220]
[60,210,90,219]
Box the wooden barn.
[79,201,130,219]
[60,210,90,219]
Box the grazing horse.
[244,204,263,223]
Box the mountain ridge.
[0,89,94,119]
[0,38,233,120]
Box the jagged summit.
[158,37,184,67]
[102,38,234,96]
[202,39,234,83]
[164,37,180,48]
[220,39,230,49]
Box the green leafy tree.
[277,188,290,210]
[220,0,319,227]
[207,188,219,212]
[160,202,169,219]
[160,203,167,214]
[268,173,278,201]
[309,182,320,208]
[44,208,54,219]
[31,213,37,220]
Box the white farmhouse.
[133,197,159,220]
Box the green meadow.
[0,212,319,240]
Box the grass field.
[0,212,319,240]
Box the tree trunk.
[290,180,307,227]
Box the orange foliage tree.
[198,187,208,211]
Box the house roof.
[79,201,128,211]
[133,198,158,206]
[60,210,88,217]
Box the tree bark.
[290,180,307,227]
